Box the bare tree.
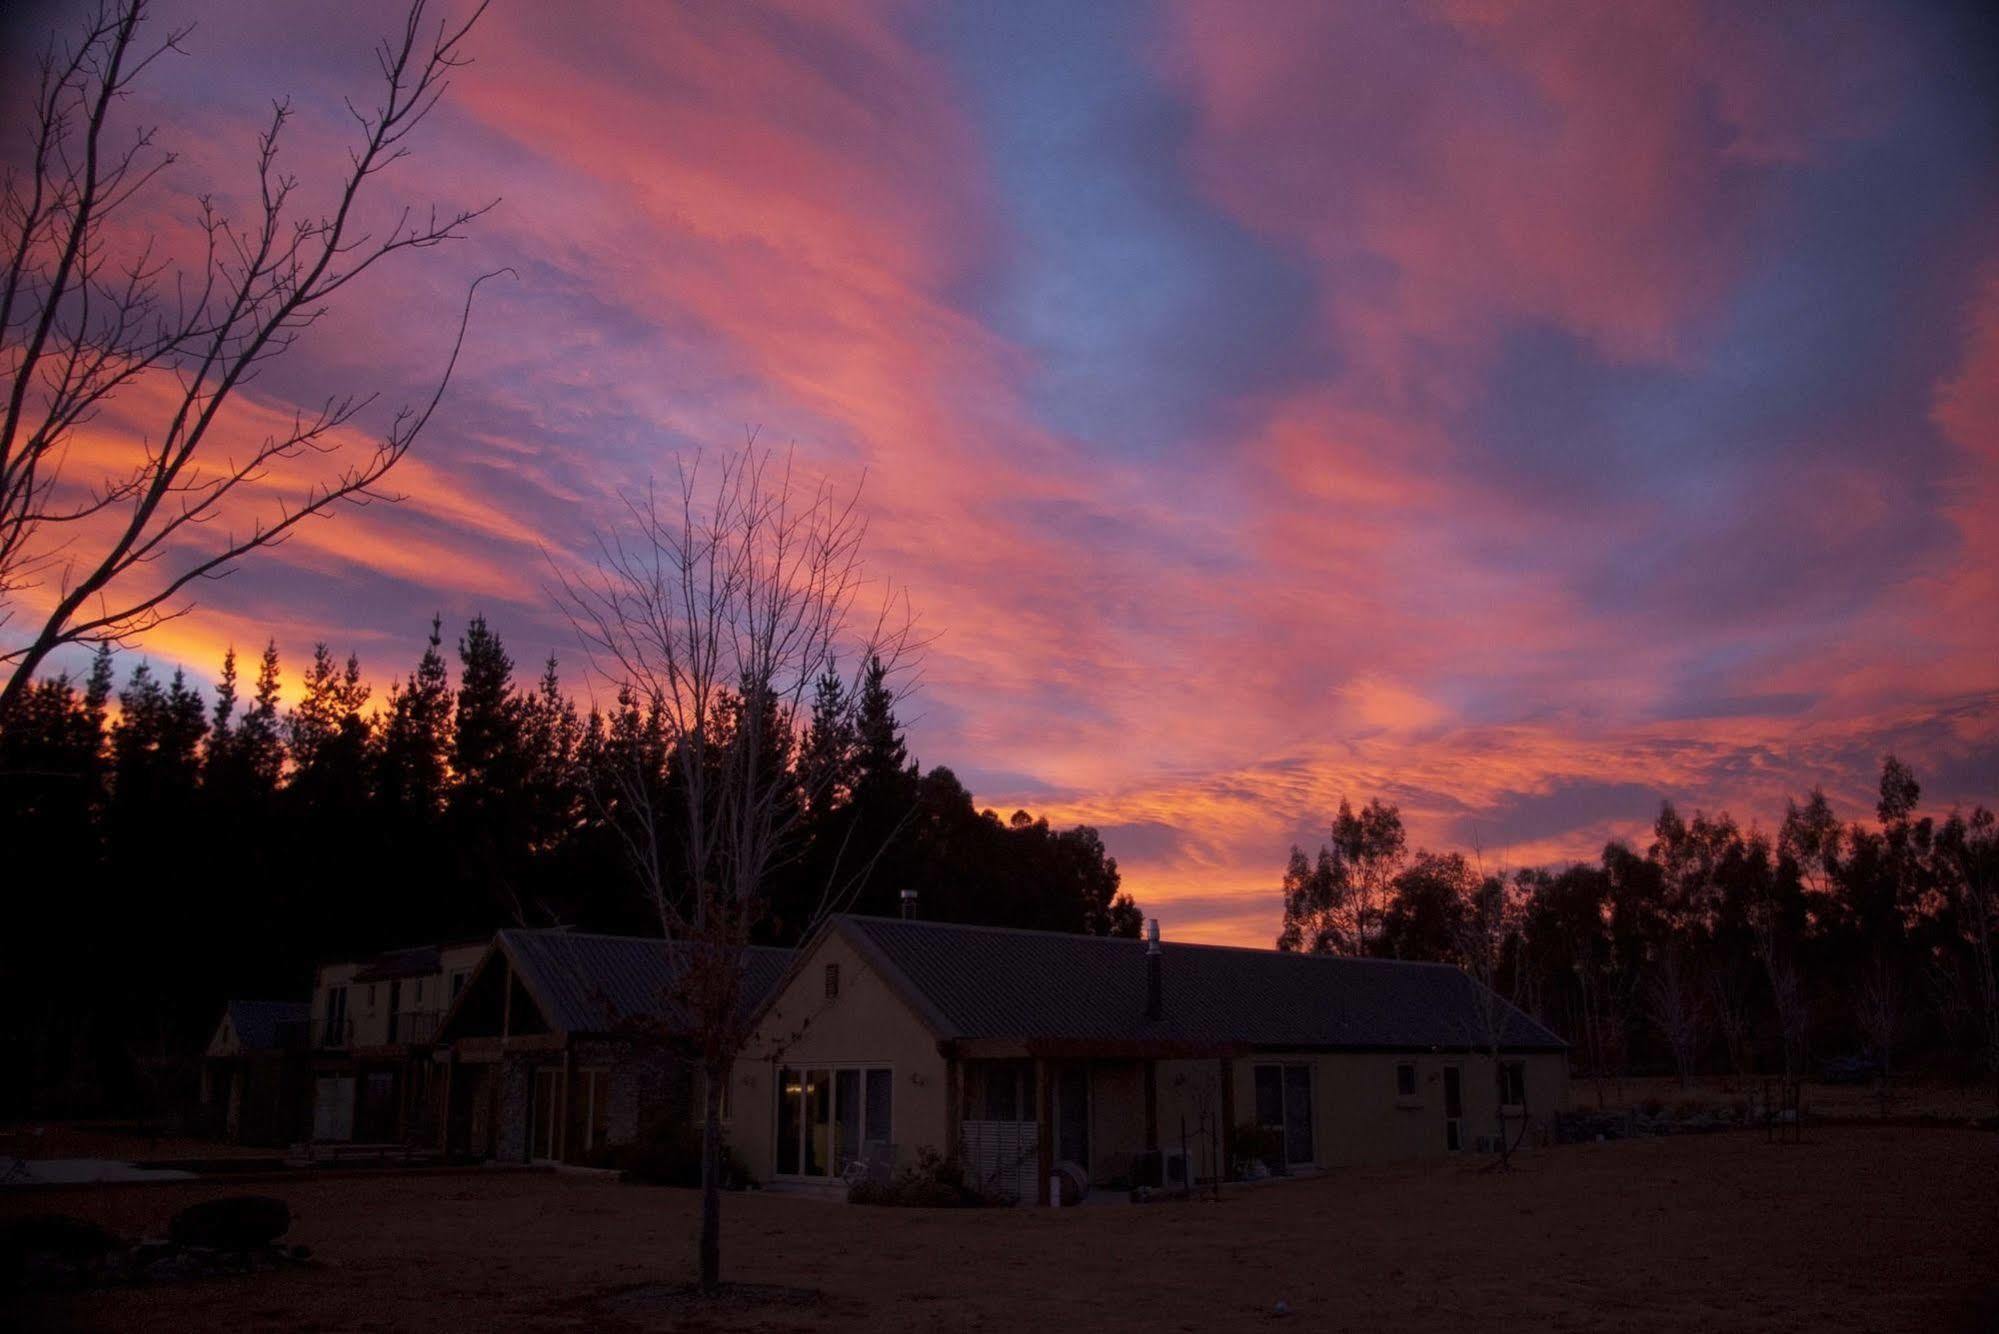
[0,0,499,718]
[553,446,916,1293]
[1855,953,1902,1117]
[1458,865,1529,1170]
[1940,807,1999,1112]
[1646,951,1707,1090]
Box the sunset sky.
[9,0,1998,944]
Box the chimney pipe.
[900,888,918,921]
[1145,918,1162,1021]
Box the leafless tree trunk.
[1943,810,1999,1113]
[1646,953,1706,1089]
[1458,867,1526,1170]
[1856,954,1902,1118]
[553,446,916,1293]
[1,0,499,718]
[1706,958,1755,1085]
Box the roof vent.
[1145,918,1163,1021]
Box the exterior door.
[313,1075,355,1141]
[1056,1065,1090,1170]
[1443,1066,1463,1152]
[530,1068,560,1160]
[1254,1063,1315,1168]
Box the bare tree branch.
[0,0,496,719]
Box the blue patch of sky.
[922,0,1319,461]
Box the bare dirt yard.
[7,1125,1996,1333]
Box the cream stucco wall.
[732,929,951,1182]
[1228,1050,1569,1169]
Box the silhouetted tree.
[1277,797,1408,955]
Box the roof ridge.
[843,913,1466,972]
[503,926,793,957]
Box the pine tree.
[378,616,453,820]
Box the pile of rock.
[2,1194,309,1291]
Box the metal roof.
[224,1000,311,1051]
[837,916,1567,1052]
[497,929,793,1036]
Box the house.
[431,929,793,1165]
[729,914,1569,1201]
[200,1000,312,1145]
[308,939,488,1144]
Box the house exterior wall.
[1227,1049,1569,1169]
[734,930,950,1183]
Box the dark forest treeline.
[1278,762,1999,1100]
[0,618,1138,1116]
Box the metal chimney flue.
[1145,918,1162,1021]
[900,888,918,920]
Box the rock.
[168,1195,291,1250]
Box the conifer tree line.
[0,617,1139,1116]
[1278,761,1999,1102]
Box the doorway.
[1055,1065,1090,1171]
[1443,1066,1463,1152]
[530,1068,560,1161]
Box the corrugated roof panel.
[498,930,793,1036]
[842,916,1566,1051]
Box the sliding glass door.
[775,1065,893,1179]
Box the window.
[964,1060,1035,1122]
[824,963,840,999]
[414,979,424,1005]
[1498,1060,1527,1109]
[1253,1063,1314,1168]
[451,970,468,998]
[774,1065,894,1178]
[368,984,377,1009]
[1396,1063,1417,1099]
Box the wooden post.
[557,1044,573,1164]
[1036,1058,1054,1206]
[1143,1060,1159,1152]
[1219,1056,1236,1183]
[438,1054,454,1155]
[944,1056,962,1164]
[500,962,513,1041]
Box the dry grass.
[7,1126,1997,1332]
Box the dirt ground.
[7,1126,1997,1333]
